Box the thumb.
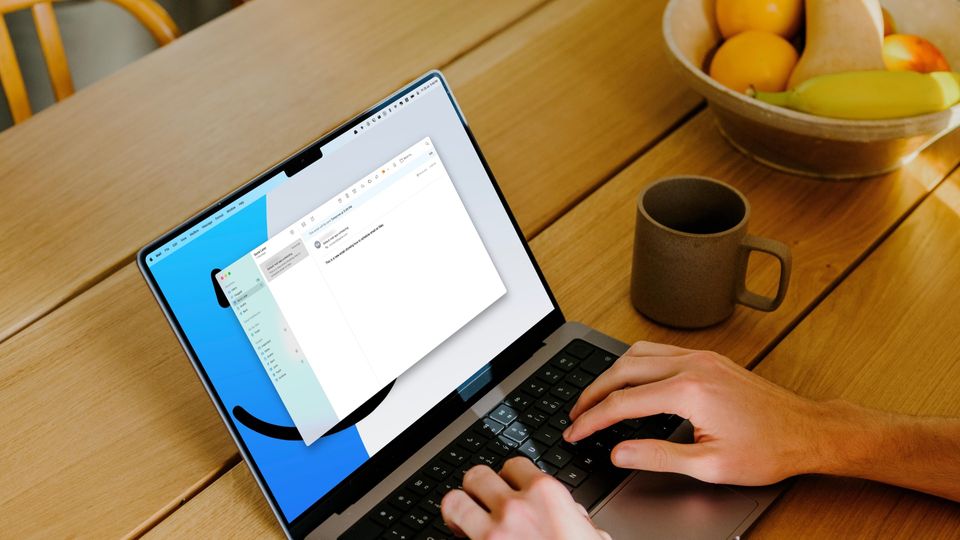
[611,439,710,479]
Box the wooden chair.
[0,0,180,125]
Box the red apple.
[883,34,951,73]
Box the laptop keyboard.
[340,339,684,540]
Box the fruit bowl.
[663,0,960,179]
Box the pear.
[788,0,887,89]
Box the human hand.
[565,341,832,486]
[440,457,611,539]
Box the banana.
[752,70,960,119]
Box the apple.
[883,34,951,73]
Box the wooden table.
[0,0,957,537]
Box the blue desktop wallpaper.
[149,196,369,521]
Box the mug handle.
[736,235,792,312]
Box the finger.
[499,456,545,490]
[598,529,613,540]
[625,340,694,357]
[570,354,684,420]
[461,464,514,510]
[576,503,589,518]
[441,489,492,539]
[565,378,688,442]
[610,439,710,479]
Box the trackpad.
[591,472,757,539]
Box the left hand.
[440,457,611,539]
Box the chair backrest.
[0,0,179,125]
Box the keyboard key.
[518,438,549,461]
[383,523,416,540]
[548,413,571,431]
[580,350,616,375]
[638,414,682,439]
[341,518,384,540]
[502,421,531,444]
[541,446,573,469]
[533,425,562,446]
[564,340,595,359]
[520,409,548,428]
[498,434,519,448]
[388,490,418,511]
[475,417,504,437]
[535,366,563,384]
[535,397,562,414]
[573,453,601,472]
[564,370,594,389]
[401,509,433,531]
[521,379,548,397]
[550,354,579,372]
[457,432,485,451]
[406,475,435,496]
[419,493,443,515]
[424,460,451,481]
[535,460,559,475]
[489,404,519,425]
[371,503,402,527]
[431,520,455,536]
[439,445,468,466]
[557,465,588,488]
[504,391,533,411]
[415,527,448,540]
[471,450,501,468]
[549,383,577,402]
[485,437,514,457]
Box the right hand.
[564,341,833,486]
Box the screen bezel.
[137,71,564,537]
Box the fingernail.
[563,426,572,440]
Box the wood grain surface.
[139,111,960,536]
[0,0,701,350]
[749,173,960,538]
[0,0,703,537]
[529,112,960,365]
[0,0,547,345]
[0,1,548,537]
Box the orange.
[715,0,804,39]
[709,31,799,93]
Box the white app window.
[220,137,506,444]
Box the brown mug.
[631,176,792,328]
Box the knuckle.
[528,474,556,493]
[652,444,672,471]
[500,497,526,517]
[695,453,726,484]
[674,372,704,401]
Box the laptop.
[139,71,783,539]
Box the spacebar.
[572,469,630,510]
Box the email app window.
[218,137,506,445]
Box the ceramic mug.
[631,176,792,328]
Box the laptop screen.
[140,73,555,525]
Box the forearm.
[813,400,960,502]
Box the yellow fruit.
[709,31,799,93]
[715,0,803,39]
[753,71,960,120]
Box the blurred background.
[0,0,235,130]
